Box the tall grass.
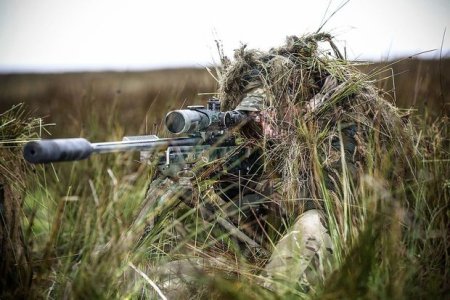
[15,106,447,299]
[1,66,447,299]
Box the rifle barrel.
[23,137,203,164]
[91,137,202,153]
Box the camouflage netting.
[217,33,417,221]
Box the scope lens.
[165,112,186,134]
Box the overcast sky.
[0,0,449,73]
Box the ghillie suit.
[217,33,417,291]
[143,33,417,297]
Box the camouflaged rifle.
[23,98,268,251]
[23,98,259,177]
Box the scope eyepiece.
[221,110,247,128]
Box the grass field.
[0,57,449,299]
[1,58,448,138]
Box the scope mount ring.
[177,169,195,180]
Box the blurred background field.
[1,58,449,139]
[0,68,216,138]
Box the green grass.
[1,62,448,299]
[13,105,446,299]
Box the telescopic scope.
[165,108,249,134]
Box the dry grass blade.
[129,262,168,300]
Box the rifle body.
[23,136,202,164]
[22,99,268,250]
[23,98,250,166]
